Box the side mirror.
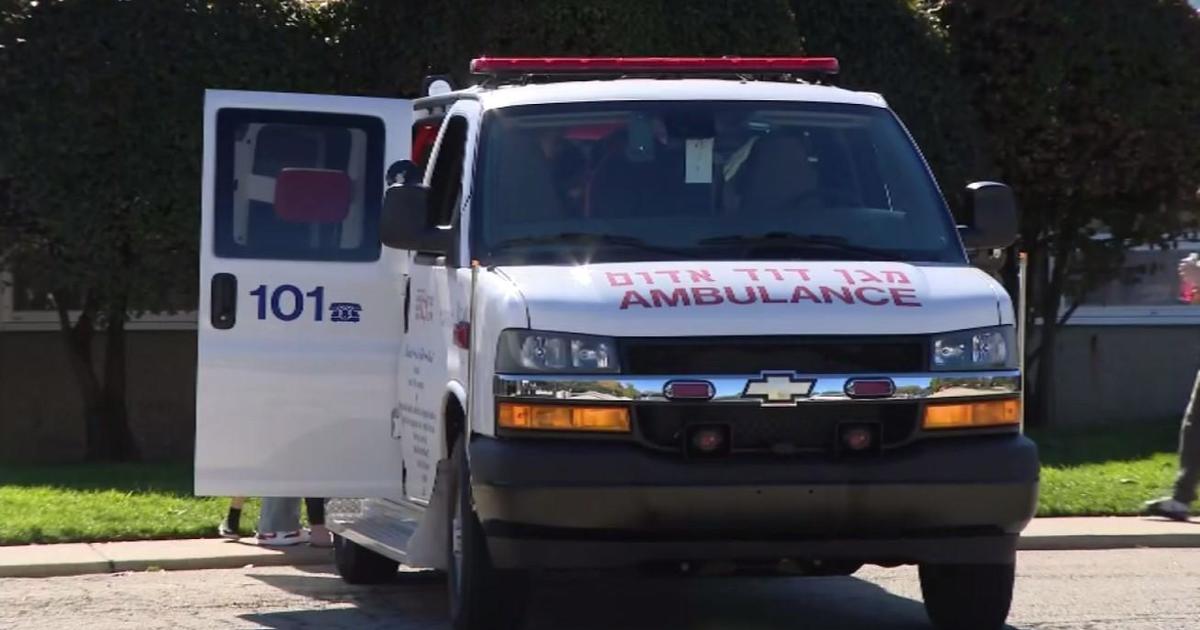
[959,181,1019,251]
[380,183,452,254]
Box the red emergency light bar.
[469,56,840,77]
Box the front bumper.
[470,434,1039,569]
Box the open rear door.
[195,90,410,498]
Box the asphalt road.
[2,549,1198,630]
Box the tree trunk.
[1022,248,1049,427]
[55,291,105,460]
[54,291,140,461]
[101,301,139,461]
[1028,237,1072,428]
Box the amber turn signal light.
[498,402,631,433]
[923,399,1021,430]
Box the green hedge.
[0,0,335,317]
[791,0,986,198]
[937,0,1200,226]
[328,0,801,97]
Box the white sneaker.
[1144,497,1191,522]
[217,518,240,540]
[256,530,310,547]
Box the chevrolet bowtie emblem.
[742,373,816,405]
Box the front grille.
[620,336,927,375]
[635,402,920,454]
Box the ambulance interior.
[222,122,372,260]
[474,102,963,265]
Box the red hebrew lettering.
[635,272,655,285]
[691,287,724,305]
[734,268,761,281]
[619,290,652,309]
[764,268,785,281]
[890,287,922,307]
[854,286,889,306]
[791,286,821,303]
[785,268,812,281]
[757,286,788,303]
[655,270,683,284]
[855,270,884,283]
[650,288,691,307]
[882,270,911,284]
[606,272,633,287]
[835,269,856,285]
[688,269,714,283]
[725,286,757,305]
[820,285,855,305]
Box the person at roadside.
[217,496,246,539]
[1144,253,1200,521]
[256,497,331,547]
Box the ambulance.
[195,57,1038,630]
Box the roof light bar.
[469,56,840,77]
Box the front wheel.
[447,437,530,630]
[333,533,399,585]
[919,562,1015,630]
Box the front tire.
[333,533,399,585]
[919,562,1015,630]
[447,437,529,630]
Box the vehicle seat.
[737,132,820,217]
[489,129,564,224]
[586,133,710,219]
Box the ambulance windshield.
[472,101,963,265]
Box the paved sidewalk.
[1,517,1198,579]
[1021,515,1200,550]
[0,537,330,578]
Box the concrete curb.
[1019,533,1200,551]
[0,539,331,579]
[1019,516,1200,552]
[3,517,1199,579]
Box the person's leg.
[257,497,306,545]
[306,498,332,547]
[218,497,247,539]
[1147,371,1200,521]
[305,498,325,525]
[1173,372,1200,504]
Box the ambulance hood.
[493,260,1009,337]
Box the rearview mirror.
[380,184,452,254]
[274,168,351,223]
[959,181,1019,251]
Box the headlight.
[497,329,619,373]
[931,326,1016,371]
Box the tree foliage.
[0,0,332,460]
[936,0,1200,423]
[327,0,801,97]
[5,0,1200,456]
[790,0,986,205]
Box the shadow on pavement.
[244,572,446,629]
[243,570,1027,630]
[528,573,1028,630]
[248,568,443,599]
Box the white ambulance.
[195,57,1038,630]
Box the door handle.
[402,276,412,333]
[211,273,237,330]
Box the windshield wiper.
[491,232,696,258]
[697,232,899,260]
